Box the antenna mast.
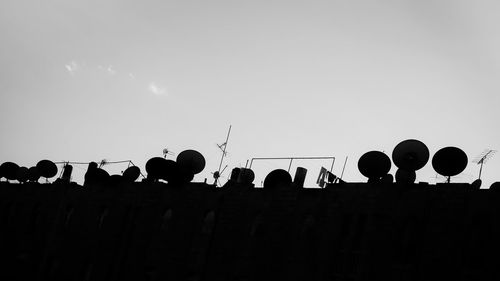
[473,149,497,180]
[215,125,232,186]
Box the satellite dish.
[490,182,500,190]
[263,169,292,189]
[176,150,206,175]
[123,166,141,182]
[238,168,255,184]
[16,166,29,183]
[36,160,58,178]
[146,157,168,180]
[395,169,416,184]
[1,162,20,181]
[358,151,391,180]
[28,166,40,182]
[392,139,429,171]
[432,147,468,178]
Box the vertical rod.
[478,161,484,180]
[329,157,335,173]
[288,158,293,172]
[340,156,348,179]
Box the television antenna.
[473,149,497,180]
[214,125,232,186]
[163,148,175,158]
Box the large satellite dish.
[123,166,141,182]
[358,151,391,180]
[432,147,468,179]
[36,160,58,179]
[392,139,429,171]
[145,157,168,180]
[263,169,292,189]
[176,149,206,175]
[1,162,20,181]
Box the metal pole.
[288,158,293,173]
[340,156,348,179]
[479,161,484,180]
[329,157,335,173]
[217,125,232,173]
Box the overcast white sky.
[1,0,499,187]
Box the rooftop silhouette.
[1,142,500,280]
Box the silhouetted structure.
[1,144,499,281]
[2,179,500,281]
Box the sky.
[1,0,499,187]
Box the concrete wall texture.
[0,181,498,281]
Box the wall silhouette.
[0,181,499,281]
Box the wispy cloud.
[107,65,116,75]
[98,65,116,75]
[65,60,80,75]
[149,82,167,96]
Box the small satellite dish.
[358,151,391,180]
[238,168,255,184]
[27,166,40,182]
[16,166,29,183]
[490,182,500,190]
[146,157,168,180]
[36,160,58,179]
[176,150,206,175]
[432,147,468,179]
[395,169,416,184]
[123,166,141,182]
[263,169,292,189]
[392,139,429,171]
[1,162,20,181]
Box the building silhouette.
[1,179,499,281]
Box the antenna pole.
[340,156,348,180]
[474,149,497,180]
[217,125,232,175]
[478,160,484,180]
